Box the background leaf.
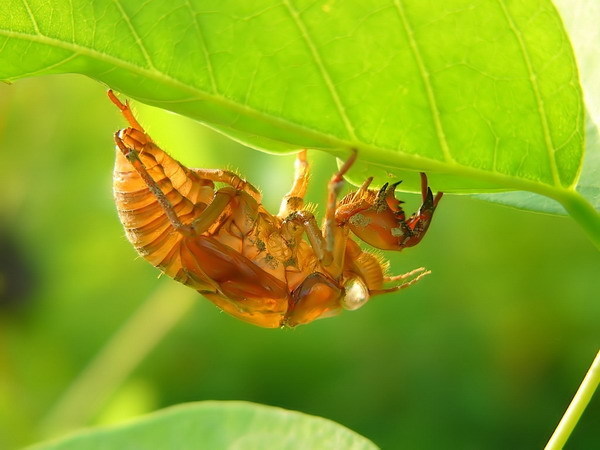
[32,401,378,450]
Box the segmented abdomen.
[112,137,214,284]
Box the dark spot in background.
[0,227,35,312]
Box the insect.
[109,90,443,328]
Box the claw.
[377,182,389,198]
[340,172,442,251]
[384,181,404,213]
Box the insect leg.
[189,168,261,202]
[383,267,428,283]
[284,210,332,266]
[282,150,358,279]
[420,171,444,207]
[115,130,239,237]
[114,131,194,235]
[115,131,239,238]
[278,149,309,218]
[108,90,145,133]
[324,150,357,253]
[400,173,444,248]
[370,268,431,296]
[188,187,239,235]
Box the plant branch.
[556,190,600,250]
[545,349,600,450]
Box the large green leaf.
[0,0,584,186]
[0,0,598,244]
[31,401,377,450]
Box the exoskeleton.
[109,91,442,328]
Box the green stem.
[545,350,600,450]
[39,282,197,439]
[555,190,600,250]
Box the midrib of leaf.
[392,0,454,163]
[282,0,358,141]
[496,0,561,187]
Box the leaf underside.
[473,114,600,215]
[31,401,378,450]
[0,0,596,214]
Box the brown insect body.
[110,91,442,328]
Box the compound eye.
[342,278,370,311]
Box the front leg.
[403,173,444,247]
[337,172,443,251]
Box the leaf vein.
[67,0,75,43]
[111,0,156,71]
[0,28,350,148]
[281,0,357,141]
[496,0,560,186]
[392,0,454,163]
[13,52,80,79]
[20,0,41,34]
[184,0,217,93]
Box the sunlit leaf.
[554,0,600,125]
[0,0,584,188]
[473,114,600,215]
[0,0,598,244]
[471,0,600,215]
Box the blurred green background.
[0,76,598,449]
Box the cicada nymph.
[109,91,442,328]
